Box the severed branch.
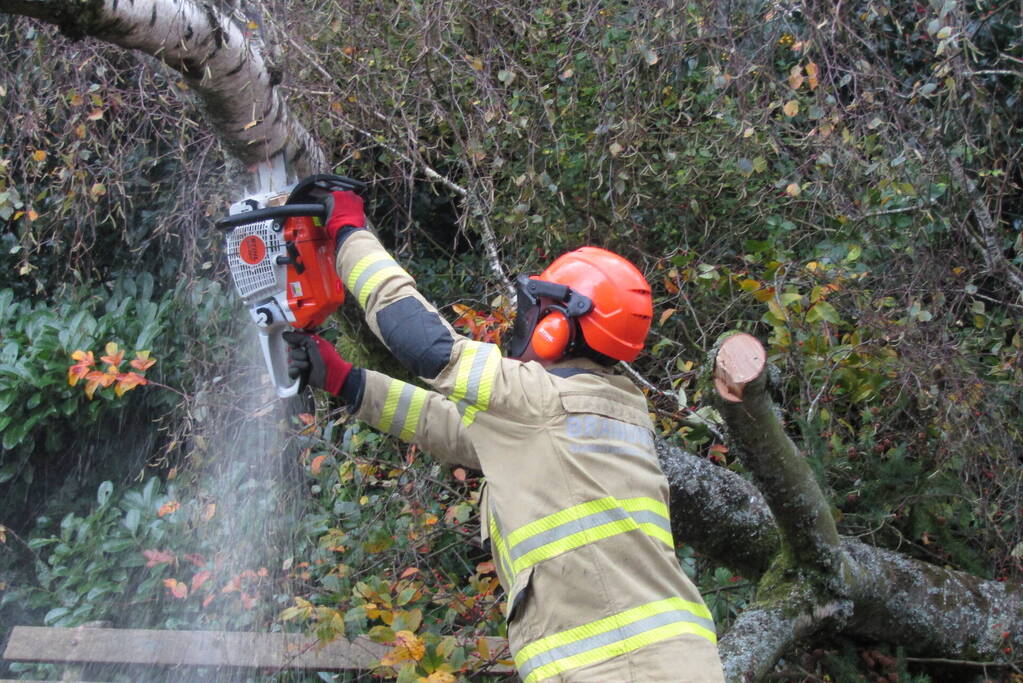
[713,333,842,575]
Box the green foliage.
[0,274,230,495]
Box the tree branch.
[0,0,326,176]
[658,442,779,579]
[713,333,842,575]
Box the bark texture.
[0,0,326,177]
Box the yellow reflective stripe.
[515,597,716,682]
[399,388,428,442]
[620,497,675,548]
[522,622,716,683]
[449,343,500,427]
[475,345,501,409]
[377,380,405,434]
[512,517,638,575]
[506,497,620,548]
[638,523,675,548]
[450,344,479,403]
[460,403,481,428]
[345,254,406,309]
[619,496,669,519]
[488,509,514,585]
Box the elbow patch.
[376,297,454,379]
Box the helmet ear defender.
[530,308,573,360]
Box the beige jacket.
[336,230,724,682]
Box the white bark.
[1,0,326,176]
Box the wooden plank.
[3,627,388,671]
[2,627,513,673]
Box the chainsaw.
[215,174,365,397]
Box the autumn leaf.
[163,578,188,599]
[142,548,175,567]
[785,183,801,197]
[452,467,467,482]
[84,369,117,399]
[130,350,156,372]
[87,109,104,121]
[380,630,425,666]
[476,560,496,575]
[101,342,124,369]
[659,308,676,326]
[114,372,148,396]
[203,503,216,522]
[157,501,180,517]
[788,65,804,90]
[191,570,212,592]
[31,150,46,162]
[419,673,456,683]
[806,61,820,90]
[68,350,95,387]
[782,100,800,117]
[400,567,420,579]
[310,455,327,475]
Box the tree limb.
[0,0,326,176]
[713,333,842,575]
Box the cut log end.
[714,333,767,403]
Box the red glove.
[283,331,352,396]
[325,190,366,244]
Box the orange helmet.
[507,247,653,363]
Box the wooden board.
[3,626,512,673]
[3,627,388,670]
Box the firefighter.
[285,190,725,682]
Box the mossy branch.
[712,332,841,576]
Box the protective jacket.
[335,230,725,682]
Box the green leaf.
[97,481,114,507]
[806,302,843,325]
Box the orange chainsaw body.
[279,215,345,329]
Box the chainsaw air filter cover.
[224,218,285,301]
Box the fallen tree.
[1,0,1020,680]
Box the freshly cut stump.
[713,333,766,402]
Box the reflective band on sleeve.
[377,380,429,442]
[488,506,515,588]
[346,254,408,309]
[503,497,674,575]
[448,342,500,427]
[514,597,716,683]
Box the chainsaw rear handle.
[214,203,326,231]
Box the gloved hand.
[283,331,353,396]
[324,190,366,244]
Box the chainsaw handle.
[215,203,327,231]
[259,322,302,398]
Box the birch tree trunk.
[0,0,326,177]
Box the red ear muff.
[530,310,572,360]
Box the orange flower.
[130,350,156,372]
[68,350,94,386]
[100,342,124,370]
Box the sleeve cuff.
[339,366,365,410]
